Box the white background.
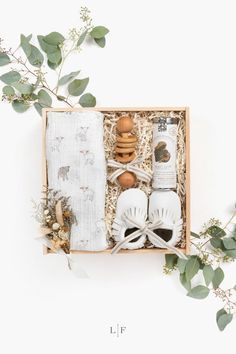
[1,0,236,353]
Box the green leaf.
[13,83,34,95]
[207,225,226,238]
[179,273,191,291]
[20,35,44,67]
[216,309,233,331]
[212,267,224,289]
[0,52,11,66]
[2,85,15,96]
[165,254,178,269]
[47,49,62,64]
[191,231,200,239]
[47,59,62,70]
[90,26,109,39]
[20,34,32,57]
[0,71,21,84]
[37,35,58,54]
[68,78,89,96]
[58,70,80,86]
[43,32,65,46]
[12,100,29,113]
[203,265,214,286]
[77,30,87,46]
[28,45,44,67]
[33,102,45,116]
[38,89,52,107]
[94,37,106,48]
[187,285,210,299]
[185,256,200,281]
[177,258,188,274]
[79,93,96,107]
[224,249,236,258]
[222,238,236,250]
[57,95,66,101]
[210,237,223,249]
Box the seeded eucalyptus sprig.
[0,7,109,115]
[164,211,236,331]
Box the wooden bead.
[118,171,136,188]
[116,152,136,163]
[117,116,134,133]
[115,146,135,154]
[117,135,137,143]
[116,141,137,148]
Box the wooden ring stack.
[115,115,137,189]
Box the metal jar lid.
[153,116,178,125]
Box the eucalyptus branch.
[0,6,109,115]
[164,210,236,331]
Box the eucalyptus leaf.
[43,32,65,46]
[20,34,32,57]
[77,30,87,46]
[38,89,52,107]
[28,45,44,67]
[12,100,29,113]
[13,82,34,94]
[179,273,191,291]
[79,93,96,107]
[203,265,214,286]
[37,35,58,54]
[47,59,62,70]
[58,70,80,86]
[34,102,45,116]
[216,308,227,322]
[2,85,15,96]
[216,309,233,331]
[68,77,89,96]
[210,237,223,249]
[191,231,200,239]
[187,285,210,299]
[57,95,66,101]
[207,225,226,238]
[0,71,21,84]
[222,238,236,250]
[90,26,109,39]
[224,249,236,258]
[165,254,178,269]
[0,52,11,66]
[47,49,62,64]
[185,256,200,281]
[212,267,224,289]
[94,37,106,48]
[177,258,188,274]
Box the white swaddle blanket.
[46,111,108,251]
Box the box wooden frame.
[42,107,190,255]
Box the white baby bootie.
[148,190,183,247]
[112,188,148,250]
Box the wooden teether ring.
[116,142,137,148]
[117,136,137,143]
[116,152,136,163]
[115,146,135,154]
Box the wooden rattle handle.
[115,115,138,188]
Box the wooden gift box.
[42,107,190,255]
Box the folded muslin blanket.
[46,111,108,251]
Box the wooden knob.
[117,171,136,188]
[117,116,134,133]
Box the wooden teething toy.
[115,115,137,188]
